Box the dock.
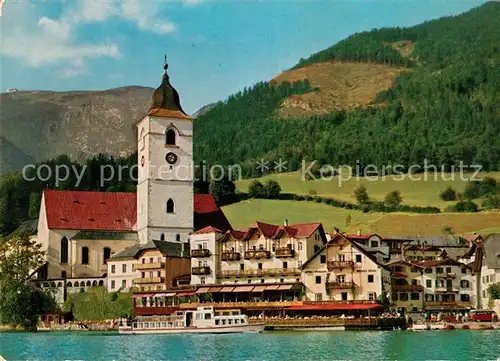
[250,317,407,331]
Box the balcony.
[435,286,459,293]
[133,262,165,271]
[217,268,301,278]
[134,277,164,284]
[275,248,295,258]
[327,261,355,270]
[327,281,356,289]
[221,251,241,262]
[424,301,472,309]
[391,272,408,278]
[245,250,271,260]
[436,272,456,279]
[191,249,211,258]
[192,266,211,275]
[391,284,424,292]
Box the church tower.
[136,58,193,244]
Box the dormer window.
[166,129,176,146]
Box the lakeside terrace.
[132,282,387,316]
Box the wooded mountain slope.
[194,2,500,177]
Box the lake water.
[1,331,499,361]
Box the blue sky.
[0,0,487,113]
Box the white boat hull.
[118,323,265,335]
[410,324,430,331]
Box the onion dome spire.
[148,54,189,119]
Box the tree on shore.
[0,235,56,330]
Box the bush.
[353,184,369,204]
[384,190,402,207]
[451,200,479,212]
[440,186,457,201]
[463,177,498,200]
[482,195,500,210]
[264,180,281,199]
[248,180,266,198]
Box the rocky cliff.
[0,86,154,175]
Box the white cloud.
[0,0,179,77]
[119,1,176,34]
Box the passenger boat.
[118,306,265,334]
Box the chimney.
[284,219,288,226]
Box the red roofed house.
[189,220,327,301]
[33,61,232,299]
[301,232,391,303]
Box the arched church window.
[160,233,165,241]
[82,247,89,265]
[60,237,68,264]
[176,234,181,242]
[166,129,176,146]
[103,247,111,264]
[166,199,175,213]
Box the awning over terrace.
[288,304,383,311]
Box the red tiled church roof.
[43,190,137,231]
[43,190,232,232]
[194,194,220,213]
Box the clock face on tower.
[165,152,178,165]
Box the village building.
[418,259,474,311]
[475,234,500,311]
[189,221,327,301]
[301,233,391,303]
[386,260,425,312]
[107,240,190,293]
[386,257,474,313]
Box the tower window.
[166,129,176,146]
[60,237,68,264]
[81,247,89,265]
[166,199,175,213]
[176,234,181,242]
[160,233,165,241]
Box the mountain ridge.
[0,86,154,175]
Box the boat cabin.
[129,306,249,330]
